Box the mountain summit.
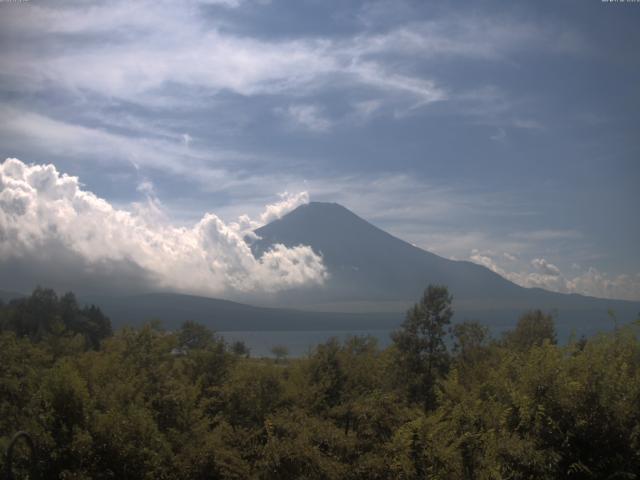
[253,202,639,335]
[254,202,522,303]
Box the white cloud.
[350,100,382,123]
[0,0,576,174]
[0,2,453,111]
[567,269,640,302]
[136,179,155,196]
[347,61,446,106]
[198,0,246,7]
[0,158,326,297]
[355,10,588,59]
[278,105,332,133]
[517,271,567,293]
[0,106,261,188]
[470,249,510,279]
[468,250,640,301]
[259,191,309,224]
[503,252,517,262]
[0,0,592,153]
[229,191,309,240]
[531,257,561,276]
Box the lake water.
[218,329,394,357]
[218,320,616,358]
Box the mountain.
[252,202,640,337]
[253,202,521,303]
[4,202,637,339]
[82,293,400,332]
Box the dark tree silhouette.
[392,285,453,410]
[504,309,556,351]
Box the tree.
[0,288,111,350]
[231,340,250,357]
[179,320,214,350]
[271,345,289,363]
[504,309,556,351]
[306,338,346,412]
[80,304,112,349]
[452,321,489,362]
[392,285,453,410]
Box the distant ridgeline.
[3,202,640,340]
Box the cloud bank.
[0,158,325,296]
[469,249,640,301]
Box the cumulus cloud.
[469,249,507,277]
[531,257,561,276]
[0,158,325,296]
[469,249,640,301]
[260,191,309,224]
[566,269,640,302]
[229,191,310,241]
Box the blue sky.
[0,0,639,300]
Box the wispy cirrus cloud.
[1,0,582,114]
[1,2,446,109]
[276,104,332,133]
[0,106,263,188]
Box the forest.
[1,286,639,479]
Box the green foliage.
[231,340,250,358]
[179,320,215,350]
[1,286,639,479]
[504,309,557,351]
[392,285,453,410]
[271,345,289,363]
[0,287,112,350]
[452,320,489,359]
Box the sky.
[0,0,639,300]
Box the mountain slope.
[4,203,637,338]
[253,202,521,302]
[252,202,639,335]
[84,293,400,332]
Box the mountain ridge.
[80,292,401,332]
[250,201,639,336]
[253,201,609,303]
[2,202,637,338]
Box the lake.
[218,319,614,357]
[218,329,394,357]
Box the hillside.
[82,292,401,332]
[252,202,640,335]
